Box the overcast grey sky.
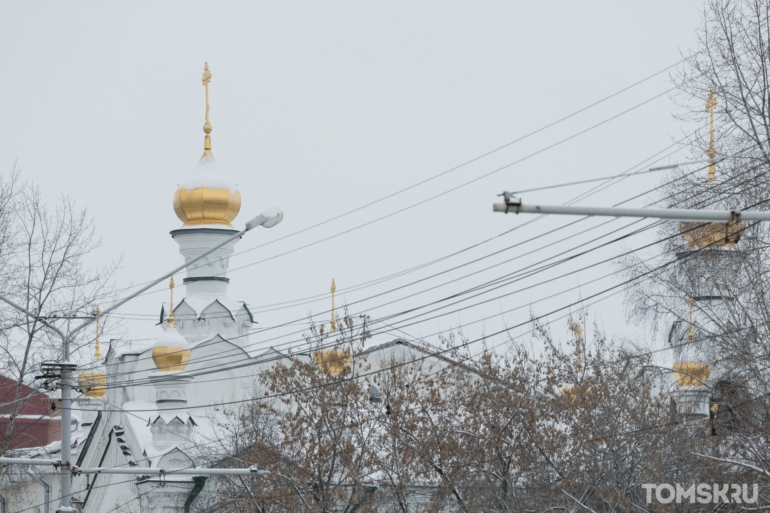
[0,2,705,361]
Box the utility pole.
[0,209,282,513]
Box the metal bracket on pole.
[499,191,522,214]
[36,362,77,384]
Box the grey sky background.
[0,2,706,362]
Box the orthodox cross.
[202,62,213,152]
[330,279,337,332]
[706,91,718,180]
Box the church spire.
[93,305,102,359]
[330,279,337,332]
[202,62,213,156]
[678,90,745,249]
[706,91,718,180]
[574,322,583,371]
[168,276,176,329]
[673,295,711,387]
[173,63,242,227]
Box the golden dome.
[314,350,351,376]
[672,361,711,387]
[78,372,106,398]
[673,340,711,387]
[679,219,745,249]
[560,384,595,408]
[174,162,241,226]
[152,342,191,372]
[677,92,745,249]
[174,62,242,227]
[153,276,191,372]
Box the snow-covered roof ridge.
[151,412,197,427]
[253,346,290,361]
[193,333,252,355]
[161,297,254,323]
[114,339,155,358]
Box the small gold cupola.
[313,279,351,375]
[152,276,191,372]
[672,296,711,387]
[561,322,593,405]
[173,62,242,227]
[77,305,106,398]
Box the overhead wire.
[94,158,768,394]
[87,148,760,384]
[77,203,767,400]
[115,85,678,308]
[33,220,760,508]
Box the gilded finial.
[706,91,718,180]
[93,305,102,359]
[202,62,213,155]
[168,276,176,329]
[573,322,583,371]
[330,279,337,332]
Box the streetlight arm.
[70,208,283,339]
[0,294,67,344]
[493,194,767,222]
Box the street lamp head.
[261,208,284,228]
[245,208,284,231]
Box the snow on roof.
[179,153,238,191]
[122,400,229,469]
[162,297,253,323]
[114,339,155,358]
[9,439,62,459]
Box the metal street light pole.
[492,192,770,222]
[0,209,282,513]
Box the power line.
[115,85,677,308]
[91,159,768,388]
[88,150,752,382]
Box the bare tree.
[0,169,119,455]
[208,314,378,513]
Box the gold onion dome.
[313,350,351,376]
[78,306,106,397]
[152,326,191,372]
[673,343,711,387]
[679,220,745,249]
[313,279,351,376]
[678,92,746,249]
[152,277,191,372]
[173,62,242,227]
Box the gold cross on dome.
[330,279,337,332]
[201,63,213,152]
[706,91,717,113]
[202,62,212,86]
[706,92,718,179]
